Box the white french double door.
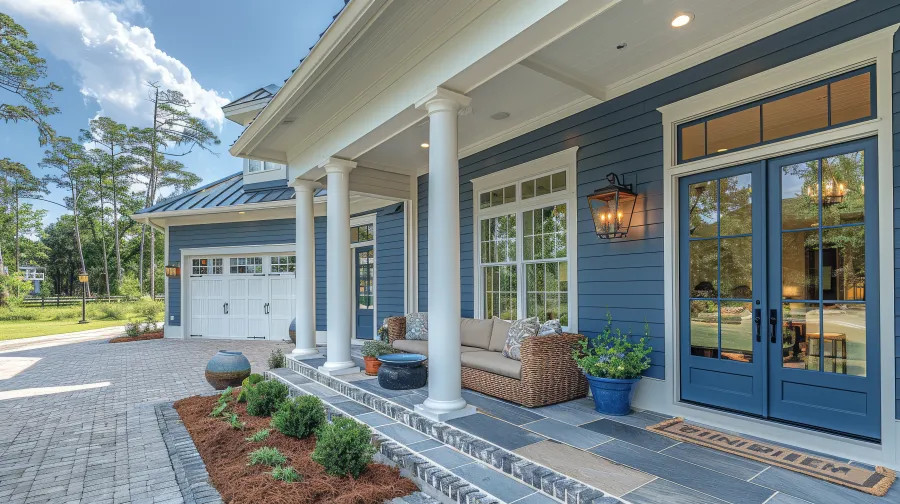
[189,273,295,340]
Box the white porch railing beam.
[320,157,360,376]
[414,88,476,422]
[290,178,323,359]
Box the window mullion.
[516,209,524,320]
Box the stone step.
[268,357,624,504]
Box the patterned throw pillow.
[405,312,429,340]
[538,320,563,336]
[502,316,540,361]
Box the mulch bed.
[108,331,164,343]
[174,391,419,504]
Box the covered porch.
[267,347,899,504]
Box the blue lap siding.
[376,204,406,325]
[415,0,900,386]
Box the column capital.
[415,87,471,115]
[319,157,357,174]
[289,178,322,193]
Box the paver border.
[155,402,223,504]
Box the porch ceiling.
[354,0,848,174]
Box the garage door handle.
[223,302,229,315]
[264,303,269,315]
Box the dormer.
[223,84,280,127]
[242,157,287,187]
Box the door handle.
[754,309,762,343]
[769,309,777,344]
[224,302,229,315]
[264,303,269,315]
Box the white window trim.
[471,147,578,330]
[657,25,897,467]
[349,213,377,341]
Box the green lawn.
[0,299,163,341]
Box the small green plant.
[237,373,265,402]
[361,340,393,358]
[571,312,652,380]
[246,429,270,443]
[246,379,289,417]
[248,446,287,467]
[227,413,245,430]
[311,417,376,478]
[272,395,326,439]
[268,348,286,369]
[210,402,229,418]
[218,387,234,405]
[270,465,302,483]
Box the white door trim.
[350,213,377,342]
[653,25,898,467]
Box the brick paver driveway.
[0,335,293,504]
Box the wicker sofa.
[385,315,587,408]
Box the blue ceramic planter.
[586,375,640,416]
[205,350,251,390]
[288,319,296,343]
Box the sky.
[0,0,346,225]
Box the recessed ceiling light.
[239,211,246,214]
[717,148,728,153]
[421,143,429,148]
[490,112,510,120]
[671,13,693,27]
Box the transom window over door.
[473,148,577,330]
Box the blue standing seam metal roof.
[135,172,296,215]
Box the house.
[134,0,900,469]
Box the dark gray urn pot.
[205,351,251,390]
[288,319,296,344]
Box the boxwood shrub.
[311,417,375,477]
[245,379,289,417]
[272,395,326,439]
[237,373,265,403]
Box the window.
[191,258,222,275]
[351,224,373,243]
[248,159,263,173]
[270,255,296,273]
[677,67,874,163]
[474,154,575,329]
[230,256,263,274]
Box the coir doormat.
[647,418,895,496]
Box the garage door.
[187,255,295,340]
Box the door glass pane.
[821,151,865,226]
[690,300,719,358]
[719,174,752,236]
[720,237,752,299]
[688,180,718,238]
[822,303,865,376]
[830,72,871,126]
[822,227,865,301]
[781,161,819,230]
[721,301,753,362]
[707,107,760,154]
[782,303,821,370]
[782,230,819,300]
[689,240,718,298]
[763,85,828,142]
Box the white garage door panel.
[227,278,250,339]
[247,277,270,339]
[269,276,295,341]
[191,277,228,339]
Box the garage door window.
[191,258,223,275]
[270,255,296,273]
[230,257,263,274]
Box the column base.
[318,361,360,376]
[290,348,323,359]
[415,403,476,422]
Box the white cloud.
[0,0,229,129]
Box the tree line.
[0,13,220,301]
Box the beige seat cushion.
[461,351,522,380]
[460,318,494,350]
[392,339,428,355]
[393,340,483,357]
[489,318,511,352]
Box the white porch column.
[289,179,322,358]
[320,157,360,375]
[414,88,476,422]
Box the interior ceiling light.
[421,143,429,148]
[490,112,510,120]
[671,13,693,27]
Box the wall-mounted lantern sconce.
[165,262,181,279]
[588,173,637,239]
